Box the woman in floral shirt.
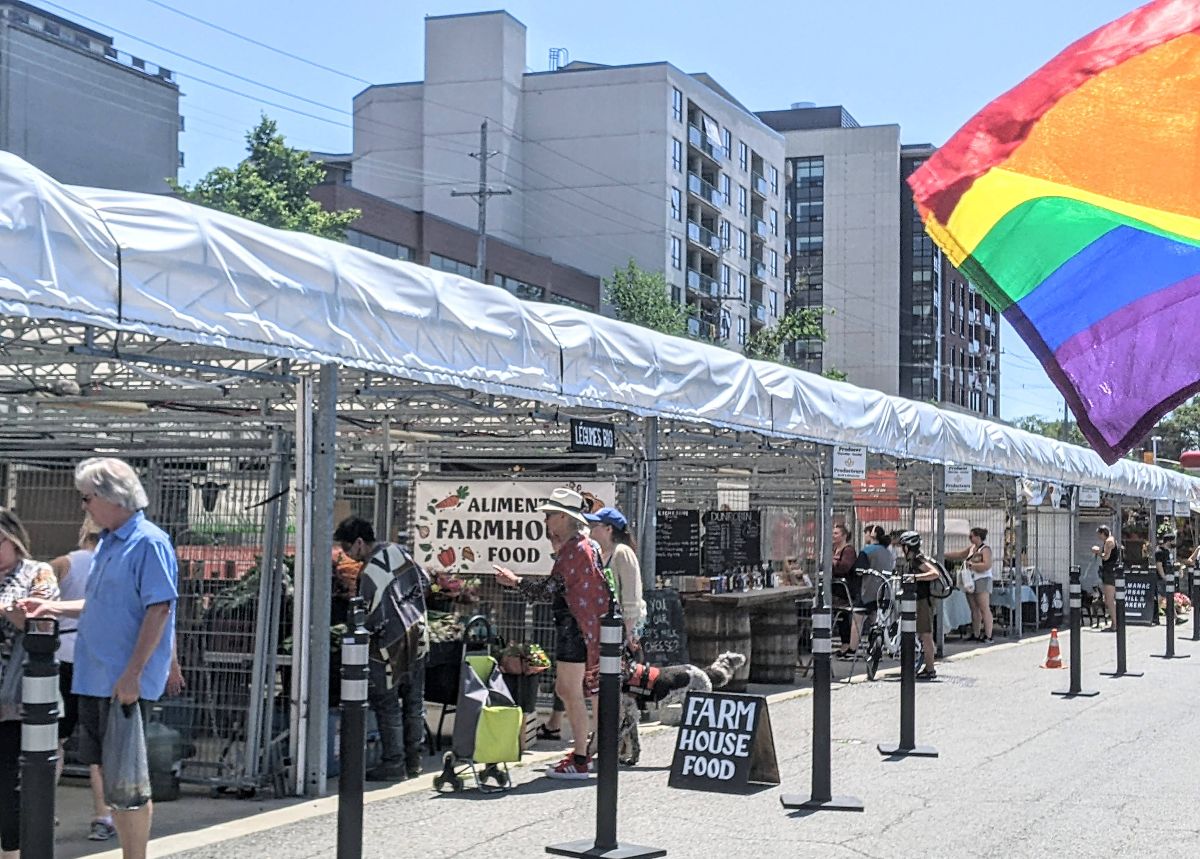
[0,508,59,857]
[495,488,611,780]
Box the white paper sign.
[1155,498,1174,517]
[1176,500,1192,518]
[832,445,866,480]
[944,465,973,494]
[412,479,616,575]
[1077,486,1101,508]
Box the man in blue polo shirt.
[25,457,176,859]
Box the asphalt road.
[167,623,1200,859]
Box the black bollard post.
[877,577,938,758]
[1192,567,1200,642]
[20,617,59,859]
[1101,573,1143,678]
[780,604,864,811]
[1053,566,1099,697]
[1151,569,1190,660]
[337,597,369,859]
[547,607,664,859]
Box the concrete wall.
[0,25,178,192]
[782,124,901,395]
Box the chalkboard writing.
[1036,584,1063,629]
[640,588,689,666]
[1123,570,1156,625]
[702,510,762,574]
[668,691,778,794]
[656,509,701,578]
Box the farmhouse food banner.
[412,480,618,575]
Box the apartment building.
[351,10,788,348]
[758,105,999,416]
[0,1,179,192]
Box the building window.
[738,142,748,172]
[738,316,748,345]
[428,252,476,278]
[769,208,778,236]
[672,138,683,172]
[547,293,590,311]
[347,230,414,262]
[769,249,778,276]
[493,273,546,301]
[769,165,779,194]
[721,263,731,294]
[671,187,682,221]
[672,88,683,122]
[719,174,731,207]
[769,290,779,316]
[738,272,747,301]
[722,128,732,160]
[671,236,682,270]
[738,186,747,216]
[738,229,747,259]
[719,219,731,249]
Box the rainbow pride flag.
[909,0,1200,464]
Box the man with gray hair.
[24,457,177,859]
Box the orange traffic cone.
[1042,628,1064,669]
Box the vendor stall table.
[682,586,813,688]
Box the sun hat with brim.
[583,506,628,531]
[536,487,589,523]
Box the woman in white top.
[50,520,113,841]
[946,527,994,643]
[584,506,645,644]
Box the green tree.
[1013,414,1088,446]
[169,116,360,240]
[822,368,848,382]
[604,260,687,337]
[1148,396,1200,461]
[744,308,826,363]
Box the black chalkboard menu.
[1123,569,1156,625]
[667,691,779,794]
[640,588,689,666]
[656,509,702,578]
[702,510,762,574]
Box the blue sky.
[52,0,1147,421]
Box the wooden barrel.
[748,599,799,684]
[684,601,752,692]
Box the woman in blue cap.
[584,507,646,645]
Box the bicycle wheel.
[866,636,883,681]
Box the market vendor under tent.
[494,487,610,780]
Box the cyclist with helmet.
[898,530,942,680]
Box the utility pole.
[451,120,511,281]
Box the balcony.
[686,220,723,255]
[687,172,725,210]
[751,216,768,239]
[686,268,720,299]
[750,257,768,281]
[687,314,718,340]
[751,172,768,198]
[750,301,767,324]
[687,124,727,163]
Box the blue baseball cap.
[584,506,628,530]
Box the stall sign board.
[412,480,616,576]
[1176,499,1192,518]
[1078,486,1101,509]
[569,418,616,455]
[702,510,762,574]
[1036,583,1063,629]
[832,445,867,480]
[1122,570,1157,626]
[944,465,973,494]
[668,691,778,794]
[640,588,689,666]
[656,509,702,578]
[1155,499,1174,517]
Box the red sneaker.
[546,754,592,780]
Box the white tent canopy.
[0,151,1193,502]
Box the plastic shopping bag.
[102,701,152,810]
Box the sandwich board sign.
[668,691,779,794]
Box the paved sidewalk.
[147,623,1200,859]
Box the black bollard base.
[546,840,667,858]
[876,742,938,758]
[780,793,864,812]
[1150,652,1191,660]
[1100,669,1144,678]
[1051,688,1099,697]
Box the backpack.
[362,544,430,687]
[922,554,956,600]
